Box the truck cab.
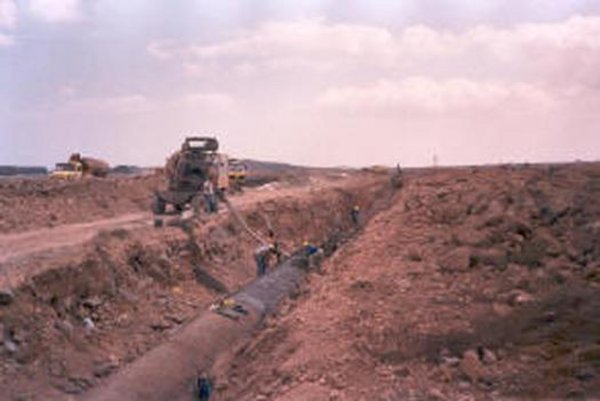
[50,162,83,179]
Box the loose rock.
[0,288,14,306]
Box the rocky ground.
[1,163,599,401]
[0,174,160,234]
[0,168,388,400]
[214,163,600,401]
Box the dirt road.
[0,212,151,266]
[0,174,352,287]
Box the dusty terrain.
[215,163,600,400]
[0,174,160,234]
[1,163,599,401]
[0,167,389,400]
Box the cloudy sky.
[1,0,600,167]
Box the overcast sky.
[1,0,600,167]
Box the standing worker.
[254,241,281,277]
[350,205,360,226]
[196,372,213,401]
[203,180,217,214]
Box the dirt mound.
[0,174,161,233]
[216,163,600,400]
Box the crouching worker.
[254,242,281,277]
[303,241,324,273]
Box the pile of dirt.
[0,171,391,400]
[216,163,600,400]
[0,175,161,233]
[0,160,329,234]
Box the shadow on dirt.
[375,281,600,397]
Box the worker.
[203,180,217,214]
[391,163,404,189]
[350,205,360,226]
[254,242,280,277]
[267,229,283,263]
[303,241,324,272]
[196,371,213,401]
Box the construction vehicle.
[50,154,110,179]
[228,159,248,192]
[50,162,83,179]
[152,137,229,215]
[68,153,110,177]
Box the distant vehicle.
[68,153,110,177]
[152,137,230,215]
[50,162,83,179]
[228,159,248,192]
[50,154,110,180]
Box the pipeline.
[84,176,399,401]
[83,254,309,401]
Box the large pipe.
[84,254,308,401]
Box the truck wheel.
[152,195,166,215]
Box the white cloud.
[0,0,16,29]
[146,40,176,60]
[29,0,82,23]
[0,32,13,46]
[63,95,153,115]
[178,93,236,112]
[148,16,600,88]
[59,92,235,116]
[57,83,77,97]
[144,16,600,122]
[316,77,555,115]
[149,19,398,73]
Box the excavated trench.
[0,173,396,401]
[84,177,399,401]
[84,254,309,401]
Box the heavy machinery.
[152,137,229,215]
[228,158,248,193]
[50,153,110,179]
[50,162,83,179]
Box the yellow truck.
[50,162,83,179]
[50,154,110,179]
[228,159,248,192]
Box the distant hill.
[241,159,305,174]
[111,165,144,175]
[0,166,48,176]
